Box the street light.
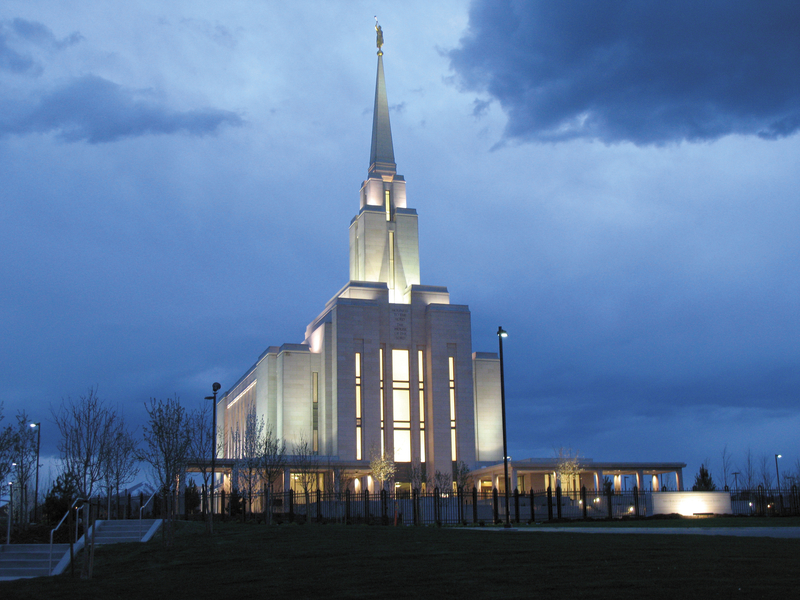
[6,481,12,545]
[30,423,41,523]
[774,454,782,490]
[205,382,221,533]
[497,326,511,529]
[732,471,740,491]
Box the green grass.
[530,516,800,528]
[2,521,799,599]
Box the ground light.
[497,326,510,528]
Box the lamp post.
[6,481,12,545]
[497,326,511,528]
[774,454,781,490]
[30,423,41,523]
[205,383,221,534]
[732,471,740,491]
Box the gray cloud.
[0,18,82,75]
[449,0,800,145]
[1,75,243,143]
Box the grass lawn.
[2,520,798,599]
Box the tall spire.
[369,21,396,176]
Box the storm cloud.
[449,0,800,145]
[0,74,243,143]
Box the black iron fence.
[114,484,800,525]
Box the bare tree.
[369,446,396,493]
[0,403,12,488]
[409,463,428,492]
[260,423,287,525]
[230,407,264,518]
[139,396,192,546]
[453,460,474,492]
[293,435,319,506]
[738,448,757,490]
[719,445,733,489]
[187,403,216,516]
[757,454,774,489]
[103,419,139,517]
[432,469,452,492]
[51,387,118,497]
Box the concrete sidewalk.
[465,526,800,539]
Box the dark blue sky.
[1,1,798,487]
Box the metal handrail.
[49,498,85,575]
[139,489,158,540]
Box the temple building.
[217,31,504,493]
[216,30,685,495]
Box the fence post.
[493,487,500,524]
[514,488,520,523]
[345,489,351,524]
[581,486,587,519]
[529,488,535,523]
[546,486,553,521]
[288,489,294,523]
[555,486,562,519]
[434,487,441,526]
[363,489,369,522]
[607,487,613,519]
[381,489,388,525]
[757,485,764,516]
[633,486,640,517]
[412,489,418,526]
[472,486,478,524]
[317,489,322,523]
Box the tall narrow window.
[385,189,391,221]
[379,347,385,456]
[392,349,411,462]
[312,372,319,454]
[418,350,425,463]
[388,231,395,301]
[449,355,457,460]
[355,353,362,461]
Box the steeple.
[369,25,396,175]
[350,22,419,304]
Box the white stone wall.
[473,352,503,462]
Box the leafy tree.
[185,480,201,514]
[43,471,80,524]
[369,446,396,492]
[555,446,581,493]
[693,464,717,491]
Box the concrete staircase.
[0,544,71,581]
[0,519,161,581]
[91,519,161,544]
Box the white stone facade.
[218,48,503,490]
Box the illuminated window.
[385,189,391,221]
[312,372,319,454]
[355,353,362,460]
[418,350,425,463]
[449,355,457,460]
[380,347,385,456]
[392,349,411,462]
